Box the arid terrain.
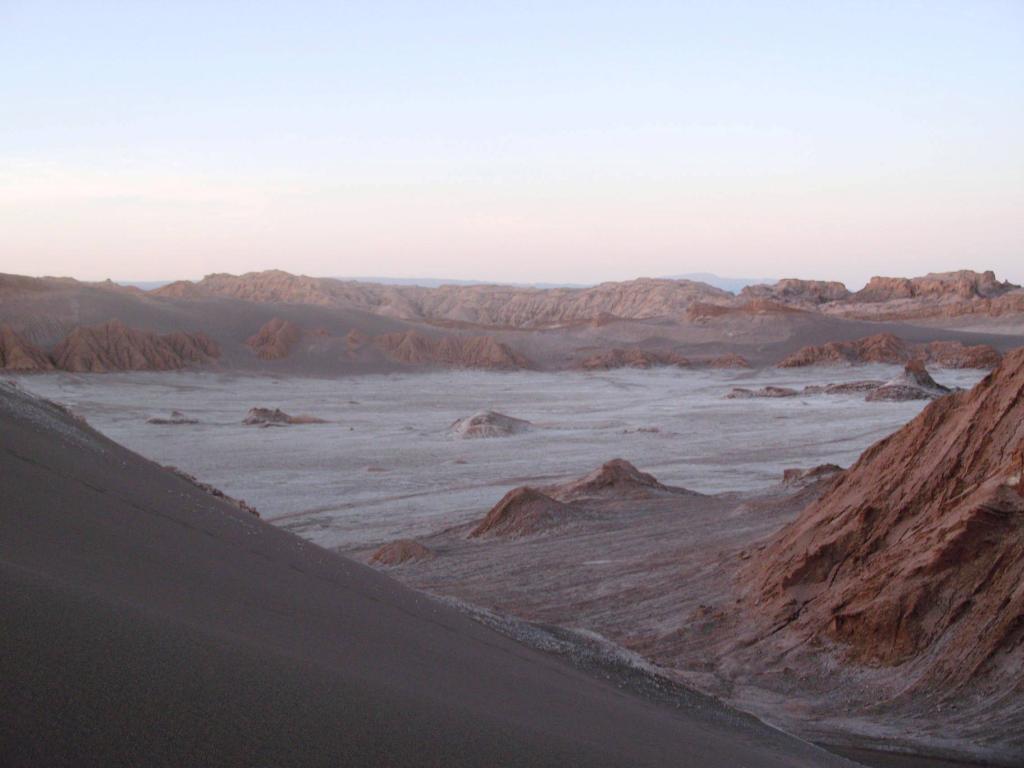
[2,269,1022,376]
[3,268,1023,767]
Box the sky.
[1,1,1022,288]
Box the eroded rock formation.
[246,317,302,360]
[865,360,952,402]
[778,333,1001,369]
[50,320,219,372]
[0,326,53,371]
[746,348,1024,686]
[376,331,531,370]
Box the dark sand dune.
[0,382,853,768]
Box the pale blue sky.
[1,1,1022,285]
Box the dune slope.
[0,382,849,768]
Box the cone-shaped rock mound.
[370,539,435,565]
[865,360,951,402]
[547,458,689,502]
[470,487,570,539]
[747,347,1024,687]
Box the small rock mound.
[451,410,531,439]
[865,360,951,402]
[242,407,327,426]
[574,348,690,370]
[245,317,302,360]
[470,487,569,538]
[147,410,198,425]
[546,458,684,501]
[705,353,751,369]
[0,326,53,371]
[725,386,799,399]
[370,539,434,565]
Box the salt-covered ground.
[12,365,986,549]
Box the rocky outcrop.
[245,317,302,360]
[50,320,219,372]
[370,539,435,565]
[778,333,1001,369]
[725,386,799,399]
[740,279,851,306]
[0,326,53,371]
[778,333,910,367]
[242,407,327,426]
[801,381,885,396]
[865,360,951,402]
[147,410,198,425]
[543,458,689,502]
[746,348,1024,686]
[685,299,803,322]
[705,354,751,369]
[469,487,571,538]
[376,331,531,370]
[853,270,1016,303]
[574,348,690,370]
[451,411,531,439]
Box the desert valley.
[3,267,1023,766]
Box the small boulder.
[242,407,327,426]
[147,409,199,425]
[451,410,531,439]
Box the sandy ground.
[12,365,985,551]
[1,380,860,768]
[8,367,1014,766]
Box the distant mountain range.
[116,273,775,294]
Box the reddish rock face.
[245,317,302,360]
[747,348,1024,685]
[370,539,434,565]
[375,330,531,370]
[854,270,1015,302]
[0,326,53,371]
[778,333,1001,369]
[50,320,219,372]
[740,279,851,306]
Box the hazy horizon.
[3,2,1022,286]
